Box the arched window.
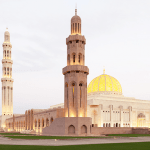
[72,83,75,107]
[68,125,75,134]
[79,83,82,107]
[7,50,9,58]
[78,55,80,63]
[4,67,6,75]
[4,50,6,58]
[116,123,118,127]
[46,118,49,127]
[81,125,87,134]
[42,119,44,127]
[73,54,75,63]
[7,68,9,75]
[78,53,82,64]
[50,117,54,123]
[35,120,37,127]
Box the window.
[4,51,6,58]
[7,68,9,75]
[42,119,44,127]
[73,54,75,63]
[46,118,49,127]
[72,83,75,107]
[78,55,80,63]
[79,83,82,107]
[7,50,9,58]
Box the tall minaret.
[1,28,13,127]
[63,9,89,117]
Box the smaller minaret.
[63,9,89,117]
[1,28,14,127]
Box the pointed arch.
[72,53,76,63]
[68,125,75,134]
[46,118,49,127]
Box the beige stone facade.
[1,10,150,135]
[0,29,14,128]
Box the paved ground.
[1,136,150,146]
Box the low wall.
[91,127,132,135]
[91,127,149,135]
[132,127,149,134]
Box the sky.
[0,0,150,115]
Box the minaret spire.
[103,67,105,74]
[75,3,77,15]
[1,29,14,127]
[63,9,88,117]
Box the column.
[11,88,13,112]
[5,87,7,108]
[9,67,10,77]
[2,87,4,106]
[129,106,132,127]
[6,67,7,77]
[120,106,123,127]
[110,105,113,127]
[98,104,103,127]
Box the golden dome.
[87,71,122,95]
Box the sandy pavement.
[0,136,150,146]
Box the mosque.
[0,9,150,135]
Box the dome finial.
[103,67,105,74]
[75,3,77,15]
[6,27,8,31]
